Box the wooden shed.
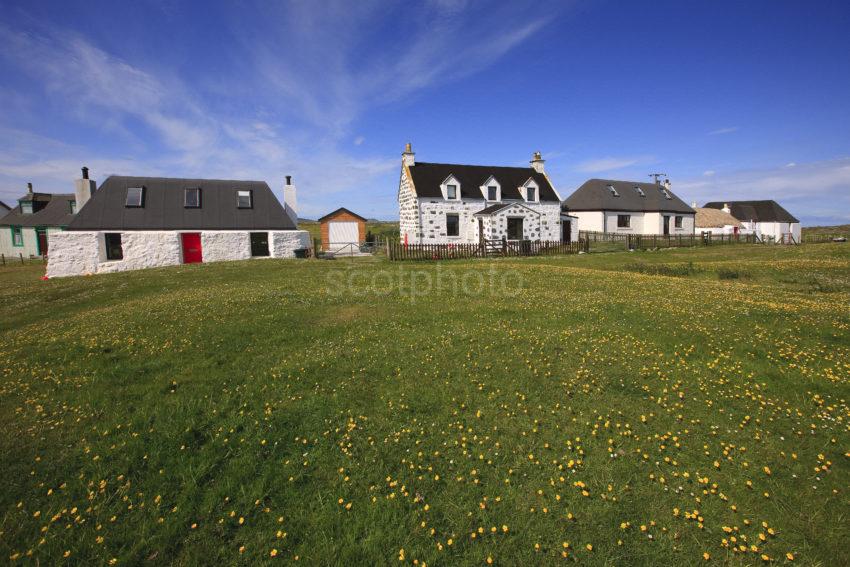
[319,208,367,252]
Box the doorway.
[181,233,203,263]
[507,217,523,240]
[36,228,48,255]
[662,215,670,236]
[561,220,571,243]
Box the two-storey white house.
[563,178,695,235]
[398,144,577,244]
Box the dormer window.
[440,175,461,200]
[481,176,501,201]
[20,201,33,214]
[237,190,253,208]
[487,186,498,201]
[633,185,645,197]
[126,187,144,207]
[184,187,201,208]
[522,178,539,202]
[607,184,619,197]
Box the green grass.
[1,245,848,565]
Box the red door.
[181,233,202,263]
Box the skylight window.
[634,185,645,197]
[607,184,619,197]
[661,188,672,199]
[184,187,201,208]
[237,190,253,209]
[126,187,144,207]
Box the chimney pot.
[402,142,415,166]
[82,166,89,179]
[286,175,292,185]
[27,182,33,192]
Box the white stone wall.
[415,199,561,244]
[398,168,420,243]
[47,229,312,278]
[271,230,311,257]
[202,231,251,262]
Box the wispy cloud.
[0,2,553,217]
[708,126,739,135]
[675,158,850,225]
[574,155,654,173]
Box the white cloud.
[785,162,796,168]
[708,126,739,135]
[574,155,653,173]
[675,158,850,225]
[703,170,715,176]
[0,4,554,217]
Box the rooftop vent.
[607,184,619,197]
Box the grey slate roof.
[0,194,76,227]
[68,176,296,231]
[408,162,559,201]
[473,203,513,216]
[563,179,695,214]
[0,201,10,211]
[703,200,799,223]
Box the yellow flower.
[270,548,278,557]
[703,552,710,560]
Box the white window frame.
[184,187,201,208]
[440,174,461,201]
[445,213,460,237]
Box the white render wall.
[0,226,64,258]
[46,230,311,278]
[573,211,695,235]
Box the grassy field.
[1,244,848,565]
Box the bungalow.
[46,169,310,278]
[563,178,695,235]
[703,200,800,244]
[694,207,744,235]
[0,183,77,258]
[398,144,577,244]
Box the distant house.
[703,200,800,243]
[47,169,310,278]
[563,178,695,236]
[398,144,576,244]
[694,207,744,235]
[0,183,76,257]
[318,207,366,253]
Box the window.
[634,185,645,197]
[70,200,77,214]
[446,213,459,237]
[526,186,536,201]
[507,217,524,240]
[104,233,123,260]
[487,186,498,201]
[675,215,683,228]
[617,214,631,228]
[10,226,23,247]
[661,188,672,199]
[20,201,33,214]
[250,232,270,257]
[607,184,619,197]
[237,190,253,208]
[184,188,201,208]
[126,187,144,207]
[446,184,457,200]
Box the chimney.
[722,203,731,214]
[26,182,33,195]
[691,200,697,208]
[74,166,96,211]
[530,151,545,173]
[664,178,671,191]
[402,142,415,167]
[284,175,298,227]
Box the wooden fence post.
[20,253,24,265]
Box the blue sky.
[1,0,849,224]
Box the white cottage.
[702,200,800,244]
[398,144,576,244]
[0,183,77,258]
[563,178,696,235]
[46,169,310,278]
[694,207,744,235]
